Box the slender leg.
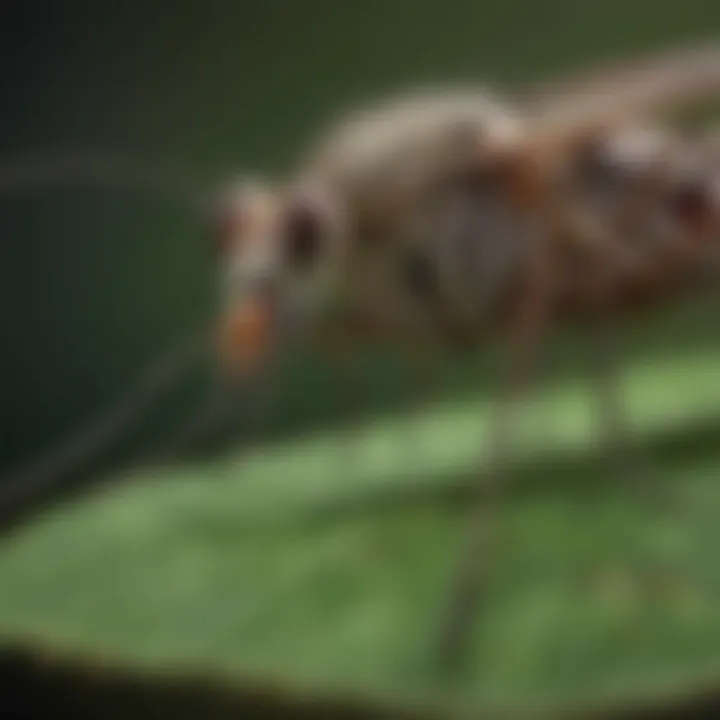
[432,253,554,674]
[584,243,667,507]
[431,388,522,674]
[141,371,238,467]
[589,315,635,475]
[143,343,282,470]
[589,316,670,511]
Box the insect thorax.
[295,89,537,346]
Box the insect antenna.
[0,150,241,535]
[0,323,213,536]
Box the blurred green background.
[3,0,720,475]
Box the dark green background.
[2,0,719,475]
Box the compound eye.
[282,200,326,270]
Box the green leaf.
[3,344,720,715]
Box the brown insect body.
[274,94,720,356]
[286,90,544,351]
[554,127,720,321]
[181,44,720,671]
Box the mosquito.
[208,42,720,670]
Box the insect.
[211,46,720,366]
[3,42,720,673]
[207,43,720,670]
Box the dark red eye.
[283,201,324,268]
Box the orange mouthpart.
[218,297,276,373]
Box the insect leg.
[431,250,554,674]
[591,313,677,519]
[581,217,669,506]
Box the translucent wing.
[528,42,720,128]
[0,149,225,533]
[474,43,720,241]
